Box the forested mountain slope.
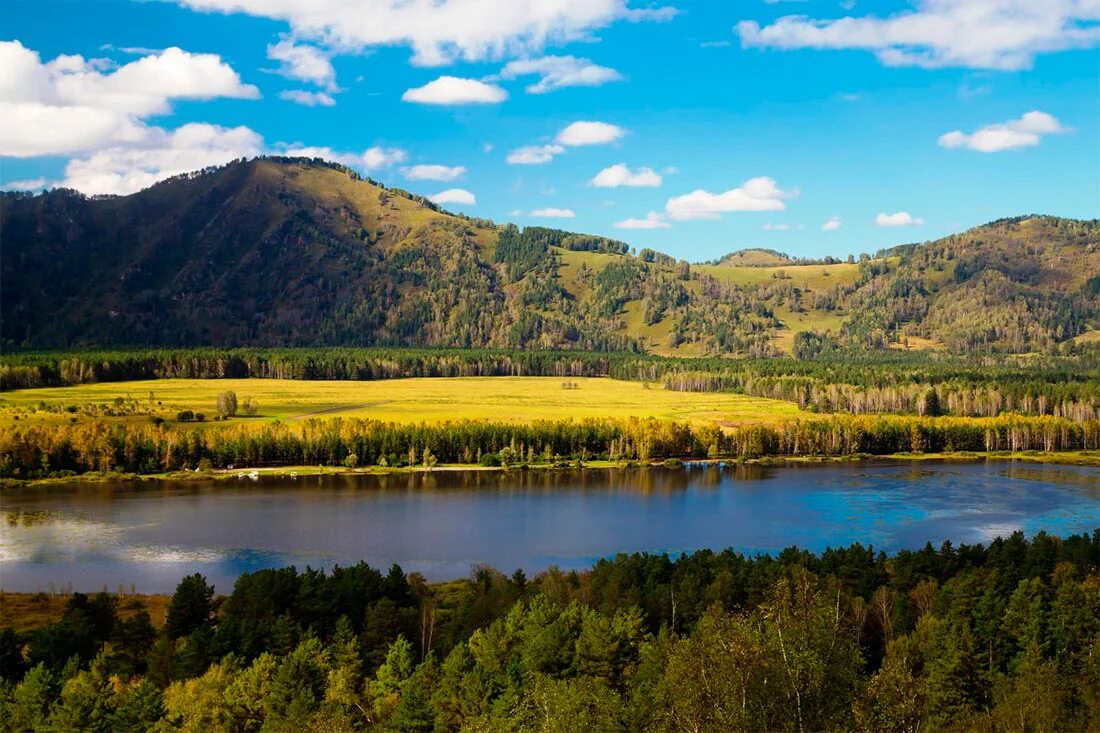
[2,158,1097,355]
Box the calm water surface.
[2,461,1097,593]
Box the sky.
[2,0,1098,261]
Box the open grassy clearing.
[0,592,170,633]
[619,301,712,358]
[0,376,808,429]
[1071,328,1100,345]
[694,261,864,290]
[769,305,850,354]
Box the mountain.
[2,157,1098,356]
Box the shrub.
[480,452,502,467]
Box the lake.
[2,461,1097,594]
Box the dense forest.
[4,347,1099,420]
[2,530,1097,731]
[3,158,1097,357]
[2,412,1098,480]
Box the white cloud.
[267,38,337,90]
[665,177,795,220]
[736,0,1100,70]
[59,123,264,195]
[361,146,408,169]
[822,215,842,231]
[591,163,662,187]
[402,76,506,104]
[279,89,336,106]
[500,55,622,94]
[531,207,575,218]
[623,6,679,22]
[507,121,624,168]
[615,211,669,229]
[938,110,1067,152]
[762,222,790,230]
[281,144,407,170]
[876,211,923,227]
[402,164,466,181]
[2,177,49,191]
[177,0,674,66]
[482,142,494,153]
[506,144,564,164]
[0,41,258,158]
[507,208,523,216]
[556,120,624,146]
[430,188,476,205]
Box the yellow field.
[0,376,807,428]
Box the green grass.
[770,305,850,354]
[694,261,864,290]
[0,376,809,429]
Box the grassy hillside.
[3,158,1096,356]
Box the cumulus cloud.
[267,38,337,90]
[615,211,670,229]
[59,123,264,195]
[402,76,507,104]
[507,120,624,168]
[361,146,408,169]
[822,215,842,231]
[506,144,565,165]
[591,163,661,187]
[556,120,624,146]
[938,110,1067,152]
[430,188,476,205]
[531,207,575,218]
[0,33,406,199]
[762,222,790,230]
[176,0,675,67]
[736,0,1100,70]
[665,177,795,221]
[279,89,336,106]
[281,144,408,170]
[499,55,622,94]
[402,164,465,181]
[876,211,923,227]
[0,41,259,157]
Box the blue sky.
[2,0,1097,261]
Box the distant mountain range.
[3,157,1097,356]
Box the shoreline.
[3,449,1097,489]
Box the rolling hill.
[2,157,1097,356]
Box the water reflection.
[1,461,1097,593]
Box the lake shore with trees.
[4,448,1100,490]
[2,530,1097,731]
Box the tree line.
[2,413,1098,480]
[2,530,1097,731]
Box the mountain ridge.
[2,157,1097,356]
